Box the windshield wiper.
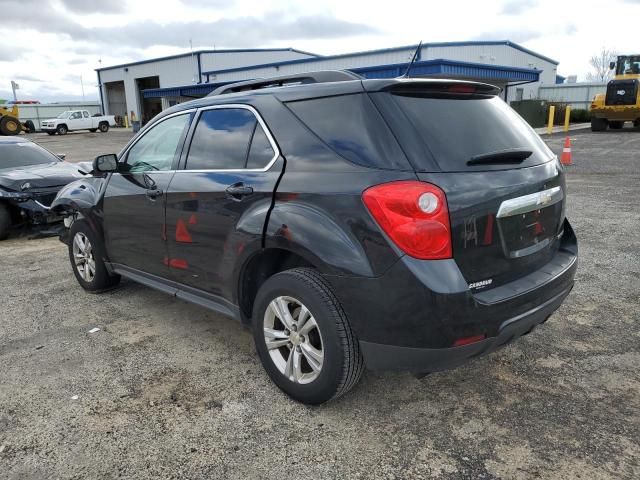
[467,148,532,166]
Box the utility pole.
[80,74,85,101]
[11,81,19,102]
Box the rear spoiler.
[363,78,501,97]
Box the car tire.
[99,122,109,133]
[0,115,21,135]
[0,203,12,240]
[68,219,120,292]
[252,267,364,405]
[23,120,35,133]
[609,121,624,129]
[89,128,97,133]
[56,124,68,135]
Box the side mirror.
[57,153,66,160]
[93,153,118,173]
[609,61,616,70]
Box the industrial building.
[96,41,561,125]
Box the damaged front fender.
[51,176,107,215]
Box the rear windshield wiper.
[467,148,532,166]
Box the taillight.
[362,181,452,260]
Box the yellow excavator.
[0,105,35,135]
[590,54,640,131]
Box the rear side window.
[247,125,275,169]
[286,94,410,170]
[387,95,553,171]
[186,108,276,170]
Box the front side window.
[186,108,274,170]
[71,112,82,119]
[125,114,191,173]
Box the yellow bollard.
[564,106,571,133]
[124,114,129,129]
[547,105,555,135]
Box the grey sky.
[0,0,637,102]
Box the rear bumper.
[324,219,578,373]
[359,284,571,373]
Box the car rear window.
[285,94,411,170]
[386,94,554,172]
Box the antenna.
[403,41,422,78]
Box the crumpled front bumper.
[1,190,64,225]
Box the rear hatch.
[369,81,566,289]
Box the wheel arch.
[237,247,316,325]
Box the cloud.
[0,45,22,62]
[14,74,44,82]
[501,0,538,15]
[59,0,127,13]
[84,14,378,48]
[473,29,542,44]
[0,1,378,50]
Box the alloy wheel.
[72,232,96,282]
[263,296,324,384]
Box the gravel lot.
[0,128,638,479]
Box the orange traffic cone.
[560,136,572,165]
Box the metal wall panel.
[199,50,315,72]
[538,83,607,109]
[99,50,314,119]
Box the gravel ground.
[0,129,638,479]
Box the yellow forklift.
[0,105,35,135]
[590,54,640,131]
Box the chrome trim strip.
[496,186,563,219]
[176,103,280,174]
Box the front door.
[103,112,193,277]
[165,106,283,301]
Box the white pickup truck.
[40,110,116,135]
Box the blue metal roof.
[142,59,539,99]
[142,81,232,98]
[353,59,540,83]
[202,40,558,76]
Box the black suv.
[53,71,577,405]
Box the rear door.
[372,88,566,289]
[165,104,283,300]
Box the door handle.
[146,188,163,200]
[226,183,253,199]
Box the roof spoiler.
[370,78,501,97]
[208,70,363,96]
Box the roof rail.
[208,70,362,96]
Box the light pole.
[11,81,19,102]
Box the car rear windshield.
[385,94,554,172]
[0,142,58,169]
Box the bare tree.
[586,48,618,82]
